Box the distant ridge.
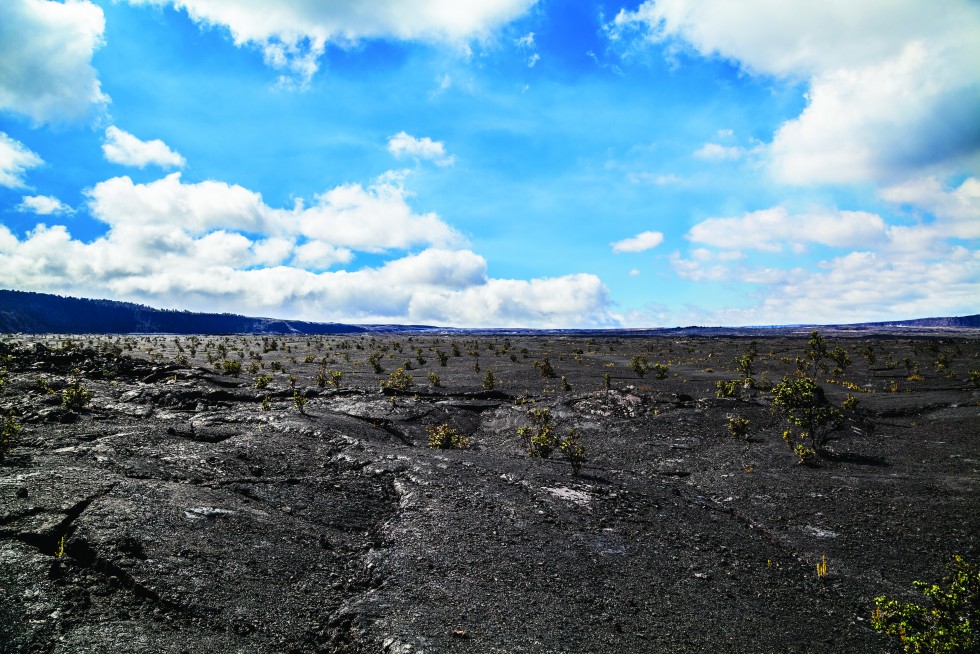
[0,289,976,335]
[0,290,366,335]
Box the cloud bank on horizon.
[0,0,977,327]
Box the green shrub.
[716,379,742,399]
[533,358,556,378]
[62,379,91,411]
[629,355,647,377]
[427,423,469,449]
[368,351,385,374]
[382,368,413,390]
[519,408,559,457]
[426,372,441,387]
[652,363,669,380]
[969,371,980,389]
[727,415,750,439]
[872,554,978,654]
[559,428,586,475]
[771,376,841,450]
[1,409,20,460]
[293,391,307,415]
[518,407,586,474]
[482,370,496,390]
[254,374,273,389]
[221,359,242,376]
[561,376,572,391]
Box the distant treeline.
[0,290,366,335]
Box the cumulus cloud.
[693,143,742,161]
[880,176,980,240]
[86,171,464,252]
[687,206,888,252]
[611,230,664,253]
[125,0,537,84]
[0,0,108,124]
[662,246,980,326]
[0,132,43,188]
[102,126,186,169]
[16,194,73,215]
[610,0,980,185]
[0,168,613,327]
[0,224,614,327]
[387,132,455,167]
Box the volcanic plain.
[1,331,978,653]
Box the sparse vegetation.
[293,391,307,415]
[1,409,20,460]
[61,377,91,411]
[427,423,469,450]
[872,554,978,654]
[727,415,750,439]
[533,358,556,378]
[716,379,742,400]
[382,368,413,390]
[771,376,841,452]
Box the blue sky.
[1,0,977,327]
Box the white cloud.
[86,172,465,253]
[125,0,537,84]
[515,32,535,49]
[611,230,664,253]
[16,194,73,215]
[693,142,742,160]
[387,132,455,167]
[102,126,186,169]
[611,0,980,185]
[880,176,980,239]
[0,0,108,124]
[687,206,888,252]
[662,246,980,326]
[0,168,614,327]
[0,132,43,188]
[629,268,640,276]
[0,224,614,327]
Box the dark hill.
[0,290,366,335]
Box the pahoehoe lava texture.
[1,333,978,653]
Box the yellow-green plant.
[533,358,556,378]
[482,370,496,390]
[727,415,750,440]
[1,409,20,460]
[427,423,469,450]
[872,554,978,654]
[559,428,586,475]
[254,374,273,389]
[716,379,742,400]
[771,376,841,450]
[816,554,828,578]
[382,368,413,391]
[293,391,307,415]
[62,378,91,411]
[221,359,242,376]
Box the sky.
[0,0,977,328]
